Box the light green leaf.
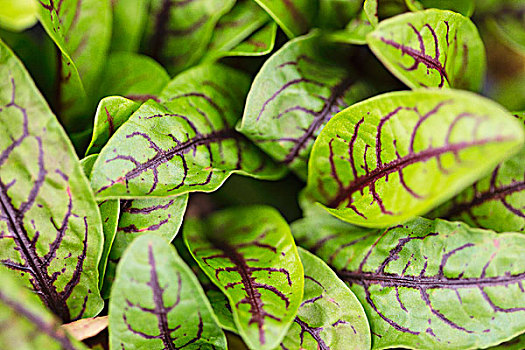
[293,216,525,349]
[110,0,151,52]
[367,9,485,91]
[0,40,103,321]
[306,89,524,227]
[184,206,304,350]
[109,234,227,349]
[238,32,374,178]
[364,0,378,27]
[253,0,317,38]
[0,0,38,32]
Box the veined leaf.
[316,0,363,29]
[0,0,38,32]
[293,216,525,349]
[306,89,524,227]
[431,112,525,233]
[279,247,371,350]
[224,22,277,58]
[367,9,486,91]
[91,64,285,199]
[0,41,103,321]
[0,267,88,350]
[37,0,111,126]
[110,0,151,52]
[238,32,374,178]
[253,0,317,38]
[184,206,304,350]
[109,234,227,349]
[143,0,234,74]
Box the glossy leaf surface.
[306,89,524,227]
[238,33,373,178]
[253,0,316,38]
[294,216,525,349]
[0,41,103,321]
[0,267,87,350]
[367,9,485,91]
[279,247,371,350]
[184,206,304,350]
[91,64,285,199]
[109,234,226,349]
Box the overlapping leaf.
[143,0,234,74]
[91,64,285,199]
[490,333,525,350]
[485,2,525,54]
[109,234,227,350]
[431,112,525,233]
[253,0,316,38]
[367,9,486,91]
[238,32,374,178]
[0,267,88,350]
[184,206,304,350]
[316,0,363,29]
[306,89,524,227]
[0,41,103,321]
[293,215,525,349]
[279,247,371,350]
[224,22,277,57]
[110,0,151,52]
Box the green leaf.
[0,40,103,321]
[37,0,111,127]
[406,0,475,16]
[253,0,317,38]
[329,12,374,46]
[183,206,304,350]
[486,4,525,54]
[91,64,285,199]
[431,112,525,233]
[0,0,38,32]
[367,9,486,91]
[0,267,88,350]
[238,32,374,178]
[109,234,227,349]
[224,22,277,57]
[110,0,151,52]
[143,0,234,74]
[293,216,525,349]
[279,247,371,350]
[306,89,524,228]
[489,333,525,349]
[206,289,238,333]
[316,0,363,29]
[364,0,378,27]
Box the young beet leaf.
[110,0,151,52]
[0,267,88,350]
[306,89,524,228]
[431,112,525,233]
[293,216,525,349]
[143,0,234,75]
[223,22,277,58]
[279,247,371,350]
[37,0,111,126]
[238,32,374,178]
[183,206,304,350]
[91,64,285,199]
[253,0,316,38]
[0,41,103,321]
[367,9,485,91]
[109,234,227,350]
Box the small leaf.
[61,316,108,341]
[0,0,38,32]
[253,0,316,38]
[91,64,285,199]
[293,216,525,349]
[279,247,371,350]
[363,0,378,27]
[224,22,277,57]
[109,234,227,349]
[0,40,103,321]
[110,0,151,52]
[0,267,88,350]
[316,0,363,29]
[486,4,525,55]
[238,32,374,178]
[329,12,374,46]
[306,89,524,227]
[184,206,304,350]
[367,9,486,91]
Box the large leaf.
[238,32,374,178]
[367,9,485,91]
[431,112,525,233]
[253,0,316,38]
[306,89,524,227]
[37,0,111,126]
[110,0,151,52]
[184,206,304,350]
[0,41,103,321]
[90,64,285,199]
[279,247,371,350]
[0,267,88,350]
[143,0,234,74]
[109,234,227,349]
[293,216,525,349]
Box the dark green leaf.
[406,0,475,16]
[184,206,304,350]
[316,0,363,29]
[109,234,227,349]
[293,215,525,349]
[224,22,277,57]
[306,89,524,227]
[486,4,525,54]
[253,0,317,38]
[489,333,525,349]
[329,11,374,46]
